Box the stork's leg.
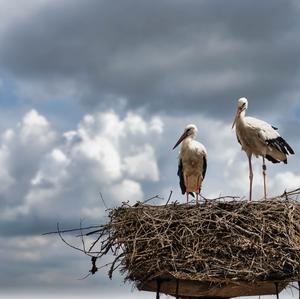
[185,175,189,203]
[248,154,253,202]
[262,156,267,199]
[196,177,200,206]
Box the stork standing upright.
[232,97,294,201]
[173,124,207,204]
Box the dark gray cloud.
[1,0,300,118]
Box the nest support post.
[140,276,288,298]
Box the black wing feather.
[177,159,185,195]
[202,156,207,180]
[265,154,280,164]
[177,159,194,197]
[266,136,295,155]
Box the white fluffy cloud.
[111,179,144,204]
[0,143,15,193]
[19,109,56,146]
[0,108,298,223]
[0,109,163,221]
[270,171,300,193]
[123,144,159,181]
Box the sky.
[0,0,300,298]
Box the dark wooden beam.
[139,277,288,298]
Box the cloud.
[0,142,15,193]
[270,171,300,192]
[19,109,57,146]
[0,110,57,206]
[0,109,163,226]
[0,0,55,35]
[111,179,143,204]
[0,0,300,117]
[123,145,159,181]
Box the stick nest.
[76,189,300,285]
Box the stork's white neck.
[238,109,246,122]
[181,135,194,147]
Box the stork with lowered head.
[173,124,207,204]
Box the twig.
[143,194,164,204]
[165,190,173,206]
[99,192,108,209]
[42,225,101,235]
[79,219,87,253]
[56,223,92,257]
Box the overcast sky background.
[0,0,300,298]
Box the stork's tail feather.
[265,154,280,164]
[266,137,295,156]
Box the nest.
[85,188,300,287]
[52,188,300,294]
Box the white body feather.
[179,138,207,192]
[236,115,286,161]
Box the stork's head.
[237,97,248,110]
[172,124,198,150]
[232,97,248,129]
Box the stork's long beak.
[232,107,242,129]
[172,131,189,150]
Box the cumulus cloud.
[19,109,56,146]
[0,109,163,224]
[270,171,300,193]
[111,179,144,204]
[0,143,15,193]
[123,145,159,181]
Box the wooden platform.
[138,276,288,298]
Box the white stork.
[232,97,294,201]
[173,124,207,204]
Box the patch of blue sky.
[0,74,84,132]
[0,75,20,108]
